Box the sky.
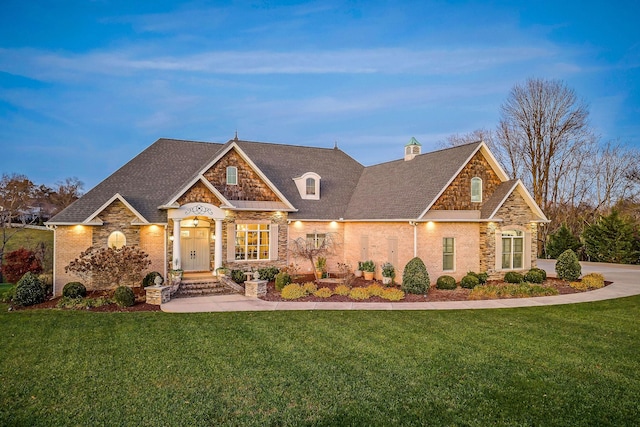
[1,0,639,191]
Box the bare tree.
[288,232,340,275]
[51,177,84,213]
[440,128,495,148]
[495,78,594,213]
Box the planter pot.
[363,271,374,281]
[354,270,362,278]
[316,270,324,280]
[382,276,392,285]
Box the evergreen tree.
[581,211,640,264]
[546,223,582,259]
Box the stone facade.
[92,200,140,248]
[430,151,502,211]
[177,181,224,206]
[204,149,279,201]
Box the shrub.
[113,286,135,307]
[460,274,480,289]
[579,273,605,290]
[1,248,43,284]
[314,287,333,298]
[361,260,375,273]
[528,267,547,281]
[142,271,163,288]
[467,271,488,285]
[65,246,151,289]
[13,272,45,306]
[381,288,405,301]
[63,282,87,298]
[231,269,247,284]
[503,271,524,284]
[381,262,396,279]
[401,257,430,294]
[56,296,111,309]
[334,284,351,296]
[569,281,588,291]
[349,287,370,300]
[556,249,581,281]
[436,275,457,290]
[366,284,385,297]
[258,266,280,282]
[302,282,318,295]
[523,270,544,284]
[275,272,292,292]
[281,284,306,300]
[469,283,559,299]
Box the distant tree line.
[444,77,640,263]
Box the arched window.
[226,166,237,185]
[501,230,523,269]
[108,231,126,249]
[306,177,316,195]
[471,177,482,202]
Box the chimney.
[404,137,421,161]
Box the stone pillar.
[172,219,182,270]
[214,219,223,272]
[245,279,267,297]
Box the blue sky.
[1,0,639,190]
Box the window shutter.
[269,224,279,260]
[227,224,236,262]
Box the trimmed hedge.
[436,275,457,290]
[13,272,46,307]
[460,274,480,289]
[504,271,524,284]
[556,249,581,281]
[113,286,135,307]
[523,270,544,284]
[62,282,87,298]
[275,272,292,292]
[401,257,430,294]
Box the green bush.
[231,269,247,284]
[62,282,87,298]
[523,270,544,284]
[528,267,547,281]
[401,257,430,294]
[13,272,46,306]
[556,249,581,281]
[142,271,163,287]
[503,271,524,284]
[281,284,306,300]
[258,266,280,282]
[436,275,457,290]
[113,286,135,307]
[274,272,292,292]
[466,271,488,285]
[460,274,480,289]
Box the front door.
[180,228,210,271]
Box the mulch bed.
[9,276,611,311]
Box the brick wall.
[431,151,502,211]
[140,225,166,277]
[53,225,93,296]
[288,221,345,274]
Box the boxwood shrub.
[113,286,135,307]
[13,272,46,306]
[523,270,544,284]
[258,266,280,282]
[401,257,430,294]
[460,274,480,289]
[62,282,87,298]
[436,275,457,290]
[527,267,547,281]
[274,272,292,292]
[555,249,581,281]
[504,271,524,284]
[466,271,488,285]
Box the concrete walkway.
[161,260,640,313]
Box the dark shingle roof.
[49,139,224,223]
[345,142,482,219]
[481,179,519,219]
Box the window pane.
[513,253,523,269]
[226,166,237,185]
[306,177,315,195]
[443,254,454,271]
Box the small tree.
[1,248,43,284]
[65,246,151,289]
[582,210,640,264]
[555,249,582,281]
[546,223,582,259]
[401,257,430,294]
[289,233,340,275]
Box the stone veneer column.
[172,219,181,269]
[214,219,223,272]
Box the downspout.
[410,221,417,257]
[163,224,167,281]
[47,225,56,296]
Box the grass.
[0,283,14,301]
[2,227,53,273]
[1,297,639,426]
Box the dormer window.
[294,172,321,200]
[226,166,237,185]
[471,177,482,202]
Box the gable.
[203,148,280,202]
[177,180,225,206]
[430,150,502,211]
[494,190,541,223]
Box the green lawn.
[1,297,639,426]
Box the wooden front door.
[180,228,210,271]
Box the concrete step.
[175,280,240,298]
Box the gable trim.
[84,193,149,225]
[163,176,232,208]
[485,180,549,222]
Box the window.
[107,231,126,249]
[226,166,237,185]
[443,237,455,271]
[502,230,524,269]
[306,177,316,195]
[471,177,482,202]
[235,224,270,260]
[306,233,326,250]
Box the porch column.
[172,219,182,270]
[214,219,223,271]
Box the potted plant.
[315,256,327,279]
[361,260,375,280]
[381,262,396,285]
[354,261,364,278]
[216,266,228,277]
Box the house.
[46,136,548,296]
